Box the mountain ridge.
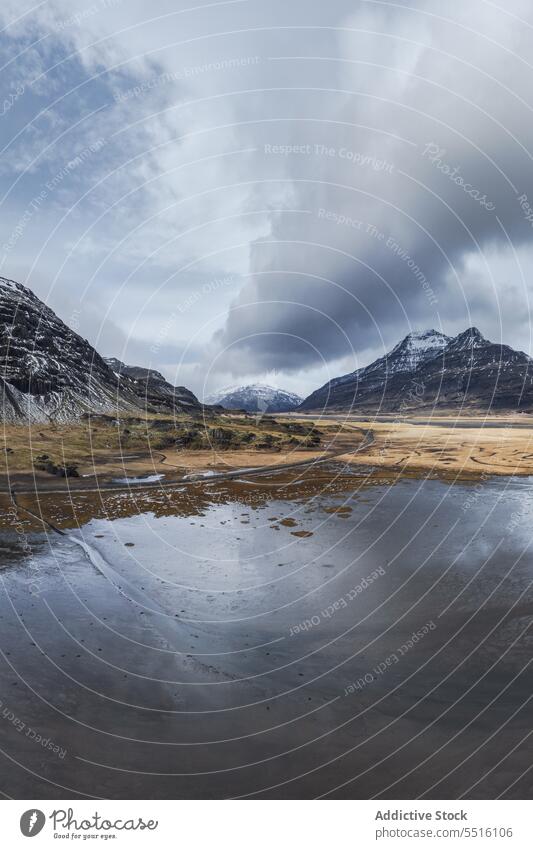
[3,274,532,422]
[299,327,533,413]
[0,276,202,422]
[103,357,200,413]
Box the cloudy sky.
[1,0,533,398]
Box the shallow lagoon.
[0,466,532,798]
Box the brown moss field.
[0,414,360,491]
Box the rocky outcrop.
[104,358,201,415]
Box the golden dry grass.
[5,411,531,487]
[0,414,337,487]
[336,418,533,476]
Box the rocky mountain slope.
[104,358,200,414]
[0,276,201,422]
[205,383,302,413]
[299,328,533,413]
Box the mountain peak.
[298,324,533,413]
[0,275,28,296]
[449,327,486,349]
[398,328,450,352]
[206,383,302,412]
[382,328,450,371]
[406,328,443,340]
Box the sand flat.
[335,418,533,476]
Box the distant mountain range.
[299,328,533,413]
[2,275,532,422]
[0,276,202,422]
[205,383,302,413]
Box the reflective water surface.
[0,466,532,798]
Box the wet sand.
[0,465,532,798]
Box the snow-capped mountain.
[378,328,451,372]
[329,329,450,391]
[0,276,201,422]
[205,383,302,413]
[300,328,533,413]
[301,329,450,409]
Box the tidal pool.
[111,473,165,484]
[0,466,532,799]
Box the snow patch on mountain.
[205,383,302,412]
[0,276,201,422]
[299,326,533,413]
[330,330,450,390]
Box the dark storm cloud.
[215,0,533,373]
